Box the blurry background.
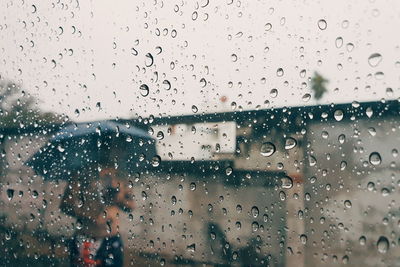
[1,0,400,266]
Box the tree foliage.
[0,80,62,128]
[311,72,328,100]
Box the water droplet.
[367,182,375,191]
[369,152,381,166]
[285,137,297,150]
[251,206,259,218]
[302,93,311,102]
[171,195,177,205]
[6,189,14,201]
[190,182,196,191]
[352,101,360,108]
[131,47,138,56]
[334,110,344,121]
[265,23,272,31]
[279,191,286,201]
[155,46,162,54]
[374,71,384,80]
[199,78,207,87]
[359,236,366,246]
[386,87,394,97]
[270,88,278,98]
[346,43,354,52]
[191,105,198,113]
[318,19,327,30]
[236,204,242,213]
[368,53,382,67]
[309,155,317,166]
[186,243,196,252]
[281,176,293,189]
[276,68,284,77]
[160,258,166,266]
[139,84,150,97]
[231,54,238,62]
[32,190,39,199]
[145,53,154,67]
[335,37,343,48]
[321,131,329,139]
[344,200,352,208]
[260,142,276,157]
[381,188,390,197]
[236,221,241,230]
[151,155,161,167]
[377,236,389,253]
[225,166,233,176]
[161,80,171,91]
[300,234,307,244]
[340,161,347,170]
[57,145,65,152]
[338,134,346,144]
[368,127,376,136]
[251,221,259,231]
[156,131,164,140]
[366,107,373,118]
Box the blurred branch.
[0,80,63,129]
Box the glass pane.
[1,1,399,266]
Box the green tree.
[311,72,328,100]
[0,80,62,128]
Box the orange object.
[82,241,102,267]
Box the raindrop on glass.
[366,107,373,118]
[151,155,161,167]
[318,19,327,30]
[281,176,293,189]
[285,137,297,150]
[260,142,276,157]
[276,68,284,77]
[139,84,150,97]
[251,206,259,218]
[359,236,366,246]
[156,131,164,140]
[190,182,196,191]
[6,189,14,201]
[162,80,171,90]
[335,37,343,48]
[338,134,346,144]
[270,88,278,98]
[145,53,154,67]
[377,236,389,253]
[302,93,311,102]
[367,182,375,191]
[334,110,344,121]
[368,53,382,67]
[309,155,317,166]
[369,152,381,166]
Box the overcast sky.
[1,0,399,122]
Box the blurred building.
[0,100,399,266]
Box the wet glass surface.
[1,1,400,266]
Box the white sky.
[1,0,399,122]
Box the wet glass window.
[1,1,399,266]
